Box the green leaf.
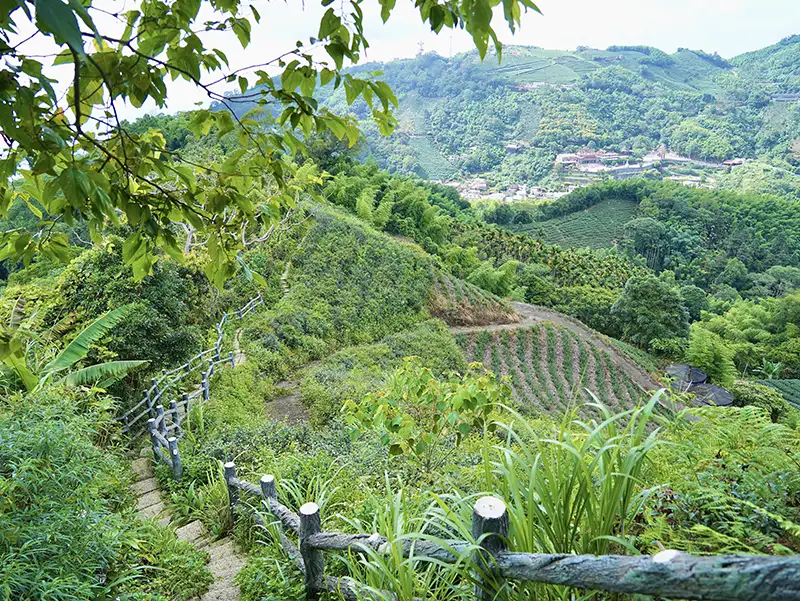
[59,167,91,208]
[35,0,85,55]
[63,360,148,387]
[43,305,134,375]
[388,443,404,456]
[318,8,340,39]
[2,352,38,391]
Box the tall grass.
[492,393,663,557]
[327,395,665,601]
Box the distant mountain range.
[231,35,800,186]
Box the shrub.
[611,275,690,349]
[686,324,737,386]
[0,388,211,600]
[730,380,790,422]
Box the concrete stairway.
[131,457,246,600]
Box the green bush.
[686,324,737,386]
[276,205,434,345]
[0,388,211,600]
[300,320,466,424]
[730,380,790,423]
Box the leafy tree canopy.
[0,0,539,285]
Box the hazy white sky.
[20,0,800,115]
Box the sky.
[16,0,800,115]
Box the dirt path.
[450,301,660,393]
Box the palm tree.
[4,305,148,392]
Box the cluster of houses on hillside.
[452,179,573,202]
[445,145,746,203]
[555,147,746,179]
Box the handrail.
[118,293,263,435]
[223,462,800,601]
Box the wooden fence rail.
[118,293,263,441]
[223,461,800,601]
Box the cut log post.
[300,502,325,599]
[261,474,277,500]
[229,351,236,368]
[224,461,239,525]
[202,372,209,401]
[207,358,214,380]
[168,436,182,480]
[184,361,191,373]
[169,399,180,436]
[156,404,166,435]
[147,418,159,458]
[121,413,129,433]
[145,388,154,418]
[237,308,243,318]
[472,496,508,601]
[182,392,190,422]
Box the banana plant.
[2,305,148,392]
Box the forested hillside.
[224,36,800,184]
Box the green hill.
[305,38,800,182]
[506,196,638,249]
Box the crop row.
[456,323,644,415]
[757,380,800,409]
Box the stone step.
[138,500,167,520]
[136,489,163,511]
[201,583,240,601]
[131,458,153,481]
[208,540,235,561]
[207,557,246,581]
[176,520,205,545]
[208,537,235,550]
[131,477,158,496]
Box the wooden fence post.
[168,436,182,480]
[229,351,235,368]
[207,358,214,380]
[260,474,276,500]
[472,496,508,601]
[156,404,166,436]
[184,361,191,374]
[145,388,154,418]
[202,371,209,401]
[169,399,180,437]
[300,502,324,599]
[121,413,129,433]
[147,418,159,459]
[182,392,190,422]
[223,462,239,525]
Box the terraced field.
[456,323,645,415]
[758,380,800,409]
[429,271,519,326]
[507,197,638,249]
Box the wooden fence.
[118,294,264,478]
[223,461,800,601]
